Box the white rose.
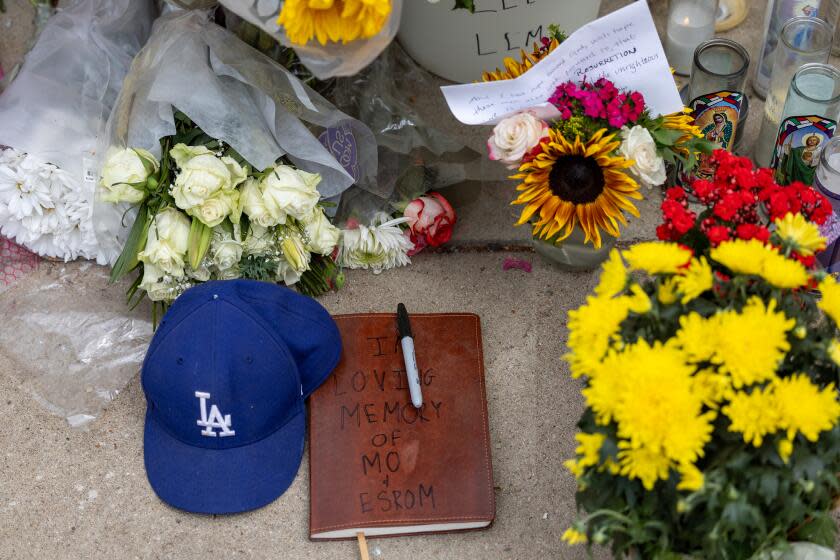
[302,208,340,255]
[619,125,667,189]
[241,178,277,228]
[260,165,321,224]
[100,183,145,204]
[243,223,275,256]
[487,112,548,170]
[138,208,190,278]
[217,266,241,280]
[187,264,211,282]
[211,235,243,271]
[139,262,173,302]
[100,148,158,203]
[170,144,246,210]
[188,190,238,228]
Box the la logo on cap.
[195,391,235,437]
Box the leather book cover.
[308,313,495,540]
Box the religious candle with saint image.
[679,39,749,184]
[770,64,840,187]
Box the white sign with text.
[441,1,683,125]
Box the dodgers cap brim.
[144,407,305,515]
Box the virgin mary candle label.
[771,115,836,185]
[690,91,744,180]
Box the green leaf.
[453,0,475,11]
[187,217,213,271]
[652,128,685,147]
[109,205,150,284]
[795,512,837,548]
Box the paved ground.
[1,1,836,559]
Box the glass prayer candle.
[816,135,840,210]
[665,0,719,76]
[685,39,750,181]
[754,17,833,167]
[767,63,840,186]
[815,136,840,271]
[753,0,840,99]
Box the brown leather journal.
[309,313,495,540]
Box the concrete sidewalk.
[0,254,604,560]
[1,1,837,559]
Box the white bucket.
[397,0,602,84]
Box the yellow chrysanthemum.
[777,437,794,463]
[674,312,719,363]
[590,340,713,466]
[818,276,840,327]
[760,252,811,289]
[676,257,713,303]
[594,249,627,298]
[828,339,840,367]
[561,527,588,545]
[566,295,631,378]
[711,239,765,276]
[774,212,826,256]
[713,298,794,387]
[563,458,585,478]
[773,375,840,442]
[512,128,641,249]
[572,432,606,472]
[676,462,704,492]
[623,242,692,275]
[582,348,633,425]
[627,284,652,314]
[692,369,733,408]
[482,38,561,82]
[277,0,391,46]
[658,277,679,305]
[617,442,672,491]
[723,387,780,446]
[710,239,809,289]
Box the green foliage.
[110,205,149,283]
[238,254,279,282]
[547,24,567,43]
[452,0,475,12]
[297,255,344,297]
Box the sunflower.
[278,0,391,46]
[482,37,561,82]
[511,128,641,248]
[661,108,704,158]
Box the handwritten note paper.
[441,1,683,125]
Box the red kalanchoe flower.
[706,226,731,246]
[661,149,832,252]
[735,224,770,242]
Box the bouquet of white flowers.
[93,9,392,318]
[0,0,156,262]
[103,112,345,319]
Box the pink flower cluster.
[547,78,646,128]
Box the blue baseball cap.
[141,280,341,514]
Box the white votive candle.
[665,0,718,76]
